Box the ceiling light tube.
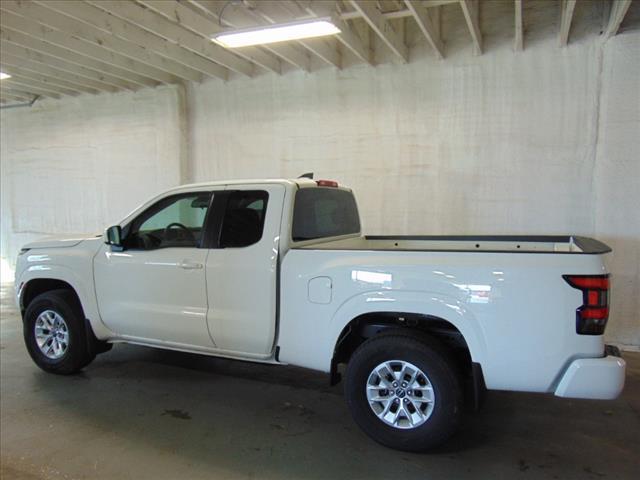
[0,72,11,80]
[212,17,341,48]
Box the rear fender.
[328,290,488,368]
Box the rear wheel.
[345,332,462,452]
[23,289,96,374]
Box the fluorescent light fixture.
[0,72,11,80]
[213,17,340,48]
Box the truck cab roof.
[163,178,345,194]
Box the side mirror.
[105,225,123,250]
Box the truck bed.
[298,235,611,254]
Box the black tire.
[23,289,96,375]
[345,331,462,452]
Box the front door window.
[123,192,212,250]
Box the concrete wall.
[1,3,638,346]
[187,17,639,347]
[0,86,184,281]
[592,32,640,349]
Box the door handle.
[178,261,203,270]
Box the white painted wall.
[593,32,640,349]
[0,86,184,281]
[187,15,639,346]
[0,3,638,346]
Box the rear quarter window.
[292,188,360,241]
[220,190,269,248]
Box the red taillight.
[563,274,610,335]
[564,276,609,290]
[316,180,338,187]
[580,307,609,319]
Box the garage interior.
[0,0,639,478]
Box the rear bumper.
[554,350,626,400]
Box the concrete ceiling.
[0,0,636,104]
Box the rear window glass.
[292,188,360,241]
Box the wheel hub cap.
[366,360,435,430]
[34,310,69,360]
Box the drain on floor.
[161,409,191,420]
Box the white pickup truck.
[15,177,626,451]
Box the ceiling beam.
[559,0,577,47]
[190,0,311,72]
[297,38,341,69]
[138,0,280,75]
[1,97,31,106]
[0,72,80,96]
[304,1,372,65]
[0,36,142,91]
[1,78,61,98]
[88,0,254,78]
[257,42,311,72]
[604,0,632,39]
[349,0,409,63]
[0,49,118,93]
[340,0,458,20]
[39,0,228,81]
[514,0,523,51]
[1,85,40,99]
[459,0,482,55]
[0,63,98,95]
[1,1,196,83]
[405,0,444,59]
[0,14,161,87]
[330,16,373,65]
[0,91,32,102]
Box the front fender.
[16,260,113,340]
[327,290,488,367]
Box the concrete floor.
[1,283,638,480]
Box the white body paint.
[15,179,625,399]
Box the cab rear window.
[292,188,360,241]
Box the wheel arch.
[331,311,471,376]
[16,265,112,341]
[326,291,488,396]
[20,278,81,315]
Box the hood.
[22,234,100,250]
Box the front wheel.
[23,289,96,375]
[345,332,462,452]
